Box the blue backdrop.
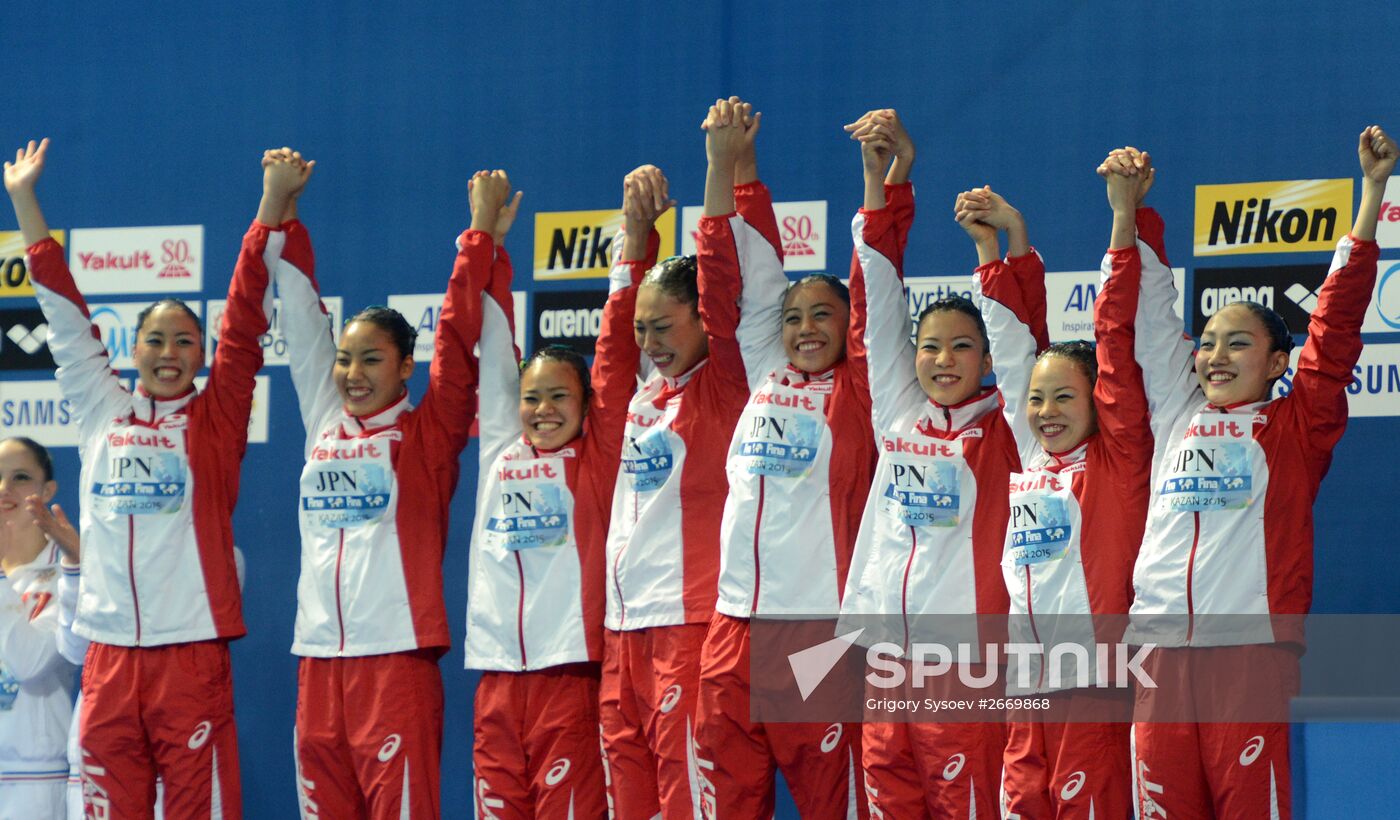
[4,2,1399,816]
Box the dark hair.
[640,255,699,308]
[784,274,851,309]
[345,306,418,359]
[135,298,205,340]
[1037,340,1098,389]
[1225,301,1295,354]
[916,296,990,353]
[1,436,54,482]
[521,345,593,405]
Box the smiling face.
[1196,304,1289,406]
[782,281,850,373]
[519,359,587,450]
[0,439,56,526]
[334,321,415,416]
[634,284,709,378]
[133,304,203,398]
[915,309,992,406]
[1026,355,1098,452]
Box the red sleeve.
[695,215,747,381]
[1094,247,1153,463]
[1286,234,1379,466]
[1136,207,1170,266]
[734,180,784,262]
[1006,251,1051,353]
[584,230,658,466]
[848,188,913,398]
[885,182,916,266]
[412,229,492,463]
[203,221,275,445]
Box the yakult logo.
[70,225,204,294]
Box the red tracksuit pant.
[472,663,607,819]
[79,641,241,820]
[1002,690,1132,819]
[692,613,866,819]
[294,650,443,819]
[599,624,706,820]
[1132,644,1297,819]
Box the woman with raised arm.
[0,437,76,818]
[273,159,490,819]
[689,101,901,819]
[837,117,1046,818]
[464,166,636,817]
[596,137,748,814]
[4,140,297,819]
[958,163,1154,817]
[1122,129,1394,820]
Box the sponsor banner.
[1044,268,1186,343]
[533,208,677,280]
[679,200,829,272]
[0,230,65,298]
[1378,177,1400,249]
[0,379,84,445]
[194,374,270,443]
[1367,261,1400,333]
[1189,263,1328,336]
[904,276,974,332]
[0,307,56,370]
[1193,179,1351,256]
[68,225,203,294]
[387,291,526,363]
[531,288,609,356]
[91,300,203,371]
[1273,341,1400,417]
[206,296,340,367]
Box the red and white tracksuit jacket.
[465,228,636,671]
[976,246,1150,694]
[712,182,879,620]
[838,197,1023,649]
[1125,211,1379,647]
[27,226,275,647]
[604,226,750,633]
[0,541,74,792]
[276,220,475,658]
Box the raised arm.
[1094,165,1153,461]
[694,99,749,383]
[1287,126,1392,461]
[6,139,130,430]
[963,187,1047,464]
[850,116,924,432]
[414,171,512,463]
[584,167,665,469]
[1099,149,1199,434]
[202,150,305,444]
[469,170,526,467]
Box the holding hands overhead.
[845,108,915,184]
[621,164,674,261]
[468,169,524,244]
[1097,146,1155,249]
[257,146,316,226]
[703,96,759,215]
[953,186,1029,265]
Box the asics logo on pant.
[1240,735,1265,766]
[943,752,966,780]
[659,684,682,713]
[544,757,571,786]
[378,733,402,762]
[187,720,212,749]
[820,723,842,753]
[1061,770,1086,800]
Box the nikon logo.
[533,208,677,281]
[1193,179,1352,256]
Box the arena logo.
[533,208,677,281]
[0,307,56,370]
[531,288,608,356]
[1193,179,1352,256]
[69,225,204,294]
[1190,263,1328,335]
[0,229,65,299]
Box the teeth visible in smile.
[934,375,959,383]
[797,341,823,352]
[347,387,372,398]
[155,367,180,380]
[534,421,561,431]
[1041,424,1065,436]
[1209,372,1234,384]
